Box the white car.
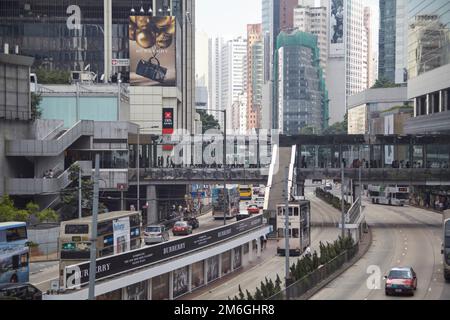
[144,225,169,245]
[255,197,265,209]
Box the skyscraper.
[327,0,368,125]
[275,31,329,135]
[220,37,247,131]
[247,24,264,130]
[378,0,408,84]
[294,2,329,77]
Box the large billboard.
[329,0,345,56]
[330,0,344,44]
[129,16,176,86]
[64,214,264,288]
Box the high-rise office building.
[405,0,450,134]
[0,0,196,134]
[327,0,368,125]
[378,0,408,84]
[364,6,376,88]
[220,37,247,131]
[209,37,223,124]
[247,24,264,130]
[275,31,329,135]
[294,3,329,77]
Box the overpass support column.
[248,240,254,262]
[256,237,262,258]
[146,185,157,224]
[297,180,305,196]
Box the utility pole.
[88,154,100,300]
[359,146,362,215]
[223,109,227,225]
[137,126,140,214]
[284,167,290,289]
[341,157,345,238]
[78,166,82,219]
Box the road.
[311,200,450,300]
[192,187,342,300]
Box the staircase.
[5,120,94,157]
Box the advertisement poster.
[233,246,242,270]
[330,0,344,44]
[207,255,219,282]
[384,115,394,165]
[113,217,130,255]
[173,266,189,298]
[129,16,176,86]
[124,281,148,300]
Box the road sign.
[112,59,130,67]
[117,183,128,191]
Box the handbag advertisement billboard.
[129,16,176,86]
[113,217,131,255]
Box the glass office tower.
[0,0,175,76]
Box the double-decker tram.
[276,199,311,256]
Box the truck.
[442,210,450,281]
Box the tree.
[61,163,107,219]
[197,110,220,133]
[371,77,400,89]
[254,287,264,300]
[0,195,30,222]
[300,126,316,135]
[35,68,70,85]
[0,196,57,223]
[31,93,42,120]
[323,112,348,135]
[238,285,245,300]
[274,274,282,293]
[245,289,254,300]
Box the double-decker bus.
[443,210,450,281]
[238,185,252,201]
[368,185,409,206]
[0,222,29,284]
[58,211,142,281]
[212,186,240,220]
[276,199,311,256]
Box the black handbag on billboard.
[136,57,167,83]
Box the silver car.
[144,225,169,245]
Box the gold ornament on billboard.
[156,32,173,49]
[136,16,150,29]
[130,16,175,50]
[135,26,156,49]
[129,23,137,41]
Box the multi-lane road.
[311,198,450,300]
[192,187,342,300]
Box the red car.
[172,221,193,236]
[385,267,417,296]
[247,204,260,214]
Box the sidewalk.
[179,239,278,300]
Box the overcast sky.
[196,0,262,38]
[196,0,379,40]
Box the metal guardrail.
[346,197,361,224]
[297,168,450,183]
[132,168,269,182]
[5,120,94,156]
[268,244,359,300]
